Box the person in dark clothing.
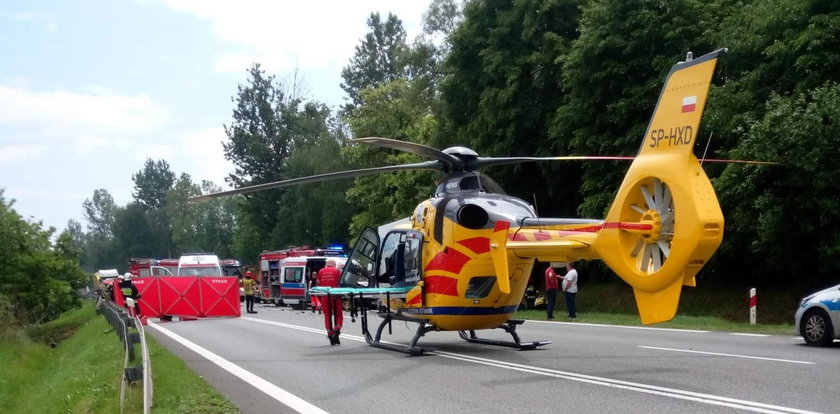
[524,284,537,310]
[119,272,141,315]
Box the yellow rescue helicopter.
[198,49,742,354]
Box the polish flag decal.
[681,95,697,113]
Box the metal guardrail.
[96,298,153,413]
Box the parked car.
[794,284,840,346]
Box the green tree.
[344,79,437,234]
[440,0,585,216]
[81,189,118,271]
[82,189,116,239]
[273,134,354,247]
[714,84,840,287]
[0,190,87,325]
[224,64,340,252]
[341,12,409,109]
[167,174,238,258]
[111,203,158,259]
[132,158,176,210]
[131,158,176,256]
[555,0,715,218]
[705,0,840,151]
[64,219,88,271]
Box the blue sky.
[0,0,430,234]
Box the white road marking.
[147,321,329,414]
[531,319,709,333]
[639,345,814,365]
[433,350,821,414]
[240,318,820,414]
[730,333,770,337]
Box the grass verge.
[0,301,238,414]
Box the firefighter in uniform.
[241,271,258,314]
[119,272,141,315]
[317,259,343,345]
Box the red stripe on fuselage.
[601,222,654,231]
[494,221,510,232]
[424,276,459,296]
[457,237,490,255]
[424,247,471,274]
[406,294,422,306]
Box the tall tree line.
[62,0,840,300]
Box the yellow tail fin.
[594,49,727,324]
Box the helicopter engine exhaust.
[457,204,489,230]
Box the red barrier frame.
[134,276,241,319]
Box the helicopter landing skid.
[362,311,435,356]
[458,320,550,350]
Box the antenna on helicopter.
[531,193,540,217]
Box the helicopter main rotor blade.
[191,160,442,201]
[353,137,464,171]
[470,155,777,170]
[470,156,635,170]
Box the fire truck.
[127,257,180,277]
[258,246,346,307]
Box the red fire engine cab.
[258,246,346,307]
[128,257,181,277]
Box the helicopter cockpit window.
[379,231,403,284]
[465,276,496,298]
[341,228,380,288]
[479,174,506,195]
[402,231,423,285]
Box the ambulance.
[277,255,347,309]
[177,253,222,276]
[258,246,346,307]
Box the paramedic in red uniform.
[317,259,343,345]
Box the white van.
[279,256,346,309]
[177,253,222,277]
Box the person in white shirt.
[559,261,578,318]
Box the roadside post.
[749,288,756,325]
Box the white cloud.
[146,0,430,73]
[0,84,170,138]
[135,144,177,162]
[73,135,133,156]
[0,143,45,162]
[171,127,235,187]
[0,10,59,31]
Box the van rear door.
[280,261,307,308]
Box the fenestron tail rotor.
[627,177,674,274]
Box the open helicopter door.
[340,228,380,288]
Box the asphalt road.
[147,302,839,414]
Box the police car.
[794,284,840,346]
